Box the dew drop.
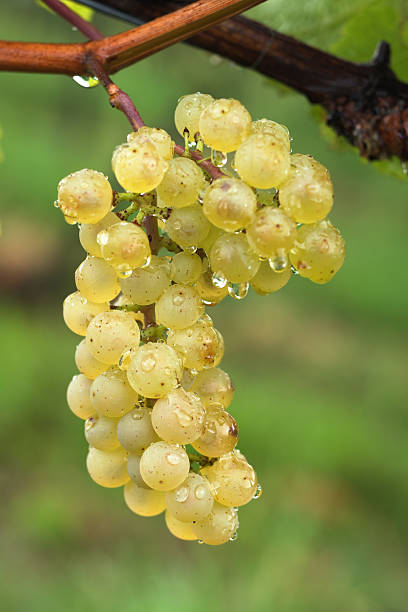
[172,294,184,306]
[229,531,238,542]
[85,417,96,430]
[182,245,197,254]
[197,539,204,544]
[141,255,151,269]
[175,408,193,427]
[166,452,181,465]
[194,485,207,500]
[212,271,227,288]
[253,483,263,499]
[268,253,288,273]
[117,269,133,279]
[72,75,99,88]
[96,230,109,246]
[174,485,189,502]
[141,356,156,372]
[290,265,299,276]
[227,282,249,300]
[131,408,144,420]
[211,149,228,167]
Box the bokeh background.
[1,2,408,610]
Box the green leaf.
[36,0,93,22]
[112,200,131,213]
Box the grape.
[124,481,166,517]
[57,169,113,224]
[151,388,205,444]
[246,207,296,259]
[90,368,138,418]
[192,407,238,457]
[127,453,149,487]
[112,140,168,193]
[195,269,228,305]
[165,510,197,541]
[200,225,224,256]
[278,154,333,223]
[74,339,108,379]
[117,405,159,454]
[86,310,140,365]
[165,472,214,521]
[167,319,224,371]
[98,221,151,273]
[191,502,238,545]
[84,414,120,451]
[165,204,210,249]
[127,342,183,399]
[79,212,118,257]
[66,374,94,420]
[250,260,291,295]
[202,451,257,507]
[289,219,345,283]
[120,255,171,305]
[139,441,190,491]
[156,157,205,209]
[63,291,109,336]
[251,119,290,152]
[199,98,251,152]
[234,133,290,189]
[190,367,234,409]
[86,446,129,488]
[170,252,202,285]
[202,177,257,232]
[127,127,174,160]
[209,233,260,283]
[174,92,214,140]
[75,256,120,303]
[155,284,204,330]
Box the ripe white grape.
[117,406,159,454]
[195,269,228,305]
[202,177,257,232]
[246,207,296,259]
[86,446,129,488]
[127,453,149,487]
[90,368,138,418]
[191,502,238,545]
[112,140,168,193]
[165,510,197,541]
[124,481,166,517]
[234,133,290,189]
[84,414,120,451]
[192,407,238,457]
[127,342,183,399]
[200,225,224,256]
[199,98,251,152]
[251,119,290,152]
[98,221,151,273]
[139,441,190,491]
[190,367,234,409]
[170,252,202,285]
[174,92,214,139]
[79,212,118,257]
[75,256,120,303]
[155,284,204,330]
[66,374,94,420]
[165,204,210,249]
[151,388,205,444]
[120,255,171,305]
[127,127,174,160]
[63,291,109,336]
[74,339,108,379]
[156,157,205,209]
[57,169,113,224]
[167,319,224,371]
[209,233,260,283]
[250,260,291,295]
[202,451,257,507]
[165,472,214,522]
[86,310,140,365]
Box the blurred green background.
[1,2,408,611]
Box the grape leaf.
[35,0,94,21]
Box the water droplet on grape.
[141,356,156,372]
[117,269,133,279]
[227,282,249,300]
[197,539,204,544]
[194,485,207,500]
[172,294,184,306]
[166,452,181,465]
[211,150,228,167]
[253,483,263,499]
[229,531,238,542]
[175,408,193,427]
[174,485,189,502]
[212,271,227,288]
[141,255,151,269]
[268,253,288,273]
[85,417,96,430]
[131,408,144,420]
[182,246,197,254]
[96,230,109,246]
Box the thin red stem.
[42,0,104,40]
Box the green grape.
[195,269,228,305]
[85,310,140,365]
[165,472,214,522]
[209,233,260,283]
[63,291,109,336]
[165,205,210,249]
[165,510,197,541]
[200,225,224,256]
[112,140,168,193]
[127,343,183,399]
[246,207,296,259]
[199,98,251,152]
[86,446,129,488]
[202,177,257,232]
[192,407,238,457]
[90,368,138,418]
[98,221,151,273]
[57,169,113,224]
[202,451,257,507]
[251,119,290,152]
[139,441,190,491]
[75,339,108,380]
[191,502,238,545]
[120,255,171,305]
[174,92,214,140]
[124,481,166,517]
[250,260,291,295]
[66,373,94,420]
[156,157,205,209]
[190,367,234,410]
[84,414,120,451]
[289,219,345,283]
[79,212,118,257]
[234,133,290,189]
[75,256,120,303]
[151,388,205,444]
[167,319,224,371]
[155,284,204,330]
[278,154,333,223]
[117,406,159,454]
[127,453,149,487]
[170,252,202,285]
[127,127,174,160]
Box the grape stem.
[187,452,216,467]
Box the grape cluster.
[57,93,345,545]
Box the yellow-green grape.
[191,502,238,545]
[199,98,251,152]
[165,510,197,541]
[57,169,113,224]
[84,414,120,451]
[201,228,224,259]
[127,343,183,399]
[165,472,214,522]
[139,441,190,491]
[90,368,138,418]
[75,256,120,303]
[85,310,140,365]
[98,221,151,273]
[181,368,196,391]
[156,157,205,209]
[289,219,345,284]
[174,92,214,140]
[155,284,204,330]
[86,446,129,488]
[151,388,205,444]
[63,291,109,336]
[117,406,159,454]
[66,374,94,420]
[112,140,168,193]
[74,339,108,380]
[202,177,257,232]
[251,119,290,152]
[124,481,166,517]
[246,207,296,259]
[202,452,257,507]
[170,252,202,285]
[278,154,333,223]
[250,260,291,295]
[120,255,171,305]
[165,204,210,249]
[167,320,224,371]
[196,269,228,305]
[209,233,260,283]
[234,133,290,189]
[79,212,118,257]
[127,453,149,487]
[190,367,234,409]
[127,127,174,160]
[192,407,238,457]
